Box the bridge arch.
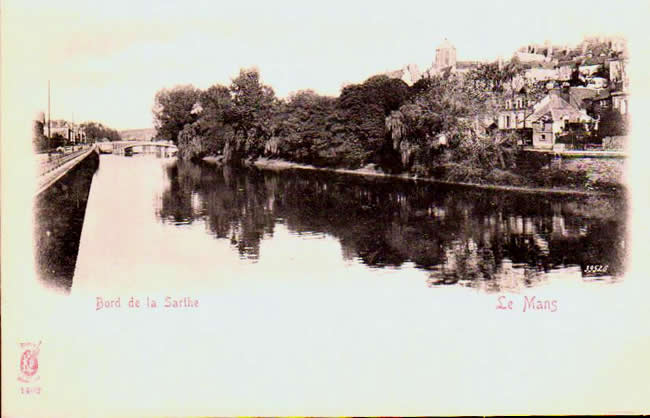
[111,141,178,156]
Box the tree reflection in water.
[156,160,626,292]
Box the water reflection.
[34,153,99,292]
[156,160,626,292]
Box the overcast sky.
[3,0,646,130]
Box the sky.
[2,0,647,130]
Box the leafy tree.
[267,90,336,163]
[465,58,528,99]
[467,62,510,93]
[32,119,48,151]
[386,70,521,175]
[197,85,234,154]
[223,69,277,163]
[386,73,470,170]
[335,75,410,167]
[81,122,122,142]
[338,75,410,121]
[162,65,531,180]
[33,119,45,137]
[50,133,66,148]
[153,85,201,144]
[177,121,208,161]
[410,75,434,96]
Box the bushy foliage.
[597,109,628,137]
[177,121,208,161]
[154,70,412,168]
[384,69,522,176]
[80,121,122,142]
[266,90,336,164]
[32,120,48,152]
[153,85,201,144]
[177,85,235,161]
[530,167,591,189]
[154,64,553,186]
[226,69,278,154]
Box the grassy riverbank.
[202,155,624,196]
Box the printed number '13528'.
[585,264,609,273]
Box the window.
[541,134,546,140]
[506,116,511,128]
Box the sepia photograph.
[2,0,649,416]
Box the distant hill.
[119,128,156,141]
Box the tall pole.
[47,80,51,139]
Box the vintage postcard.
[2,0,650,416]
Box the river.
[68,154,626,294]
[25,154,648,415]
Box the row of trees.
[151,63,564,182]
[33,120,122,152]
[153,68,415,169]
[80,122,122,142]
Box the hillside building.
[434,39,457,72]
[384,63,422,86]
[47,120,86,144]
[527,91,593,149]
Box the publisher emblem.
[18,341,41,383]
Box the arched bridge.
[109,141,178,157]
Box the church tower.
[435,38,457,72]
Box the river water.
[23,154,649,415]
[70,154,626,294]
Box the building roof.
[581,56,608,66]
[529,94,592,123]
[525,68,558,81]
[567,87,599,109]
[514,51,547,63]
[50,120,73,129]
[578,63,603,71]
[437,38,455,50]
[557,60,577,67]
[593,90,611,101]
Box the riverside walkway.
[36,145,99,196]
